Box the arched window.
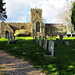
[21,26,25,29]
[36,22,40,32]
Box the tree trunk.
[71,32,72,37]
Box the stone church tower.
[31,8,45,37]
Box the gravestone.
[33,35,34,40]
[43,36,45,48]
[48,40,54,56]
[39,36,42,46]
[8,36,10,44]
[65,40,69,46]
[35,36,38,44]
[45,38,47,50]
[60,35,63,43]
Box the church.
[0,8,67,37]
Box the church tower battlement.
[31,8,42,23]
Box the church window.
[36,22,40,32]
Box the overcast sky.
[4,0,70,23]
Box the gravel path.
[0,50,46,75]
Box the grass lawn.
[0,37,75,75]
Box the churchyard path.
[0,50,46,75]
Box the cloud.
[4,0,68,23]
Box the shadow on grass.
[0,38,75,75]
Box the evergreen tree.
[0,0,7,21]
[71,2,75,29]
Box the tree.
[71,2,75,29]
[0,0,7,21]
[14,29,28,36]
[57,1,74,37]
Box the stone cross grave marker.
[39,36,42,46]
[48,40,54,56]
[8,36,10,44]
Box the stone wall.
[45,24,67,36]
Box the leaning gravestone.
[8,36,10,44]
[60,35,63,43]
[39,36,42,46]
[48,40,54,56]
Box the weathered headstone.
[8,36,10,44]
[43,36,45,48]
[45,38,47,50]
[60,35,63,43]
[65,40,69,46]
[48,40,54,56]
[39,36,42,46]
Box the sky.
[4,0,70,23]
